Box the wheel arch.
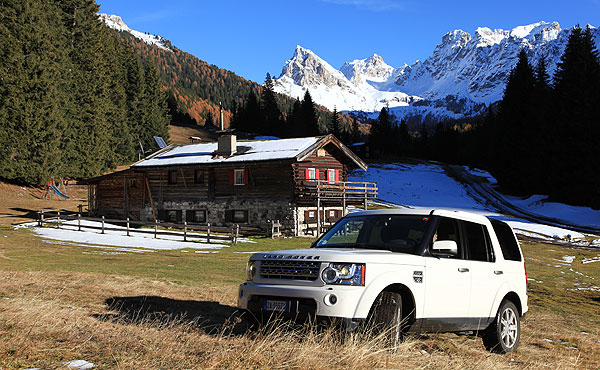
[502,291,523,316]
[354,279,418,323]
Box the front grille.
[259,260,321,280]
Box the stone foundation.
[142,199,298,234]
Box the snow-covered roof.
[132,137,321,168]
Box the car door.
[463,220,504,323]
[422,217,471,331]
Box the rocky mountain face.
[274,22,600,122]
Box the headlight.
[322,263,365,286]
[246,260,257,281]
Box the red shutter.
[305,168,310,179]
[229,170,234,185]
[244,169,249,185]
[326,169,331,181]
[335,169,340,182]
[315,169,320,180]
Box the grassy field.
[0,183,599,369]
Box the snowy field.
[351,162,600,242]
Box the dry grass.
[1,192,599,369]
[0,271,576,370]
[168,122,217,145]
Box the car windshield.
[314,214,432,254]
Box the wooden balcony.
[295,179,378,206]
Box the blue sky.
[97,0,599,83]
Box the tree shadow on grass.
[8,208,43,221]
[94,296,251,336]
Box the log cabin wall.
[293,146,348,183]
[93,171,145,219]
[141,161,295,204]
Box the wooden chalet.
[85,134,377,236]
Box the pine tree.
[398,119,411,156]
[0,0,67,184]
[552,25,600,207]
[299,90,319,136]
[328,106,341,137]
[495,49,536,191]
[141,56,170,150]
[351,117,361,143]
[260,73,281,135]
[58,0,116,178]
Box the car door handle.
[458,267,469,272]
[494,270,503,275]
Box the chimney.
[219,101,224,131]
[217,134,236,156]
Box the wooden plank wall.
[142,162,295,205]
[96,172,145,217]
[293,145,348,183]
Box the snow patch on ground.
[464,166,498,184]
[63,360,94,370]
[501,194,600,229]
[582,256,600,264]
[19,220,231,251]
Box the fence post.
[126,217,130,236]
[57,211,60,229]
[78,204,83,214]
[207,223,211,244]
[101,215,105,234]
[184,221,187,242]
[154,219,158,239]
[236,224,240,245]
[78,213,81,231]
[39,211,43,227]
[231,226,235,244]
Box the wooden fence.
[37,210,263,245]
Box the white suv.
[238,209,528,353]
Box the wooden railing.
[37,210,264,244]
[295,179,378,201]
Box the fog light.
[324,293,338,306]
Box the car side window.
[463,221,495,262]
[432,217,462,258]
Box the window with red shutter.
[327,169,335,184]
[234,169,245,185]
[244,169,249,185]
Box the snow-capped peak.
[340,53,395,83]
[99,13,170,51]
[279,45,347,87]
[273,22,600,122]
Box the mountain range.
[274,22,600,122]
[101,14,600,125]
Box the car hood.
[250,248,424,265]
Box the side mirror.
[432,240,458,257]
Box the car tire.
[483,300,520,353]
[368,291,403,347]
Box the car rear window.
[490,220,522,261]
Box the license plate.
[264,300,290,312]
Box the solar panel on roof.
[154,136,167,149]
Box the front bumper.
[238,282,367,320]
